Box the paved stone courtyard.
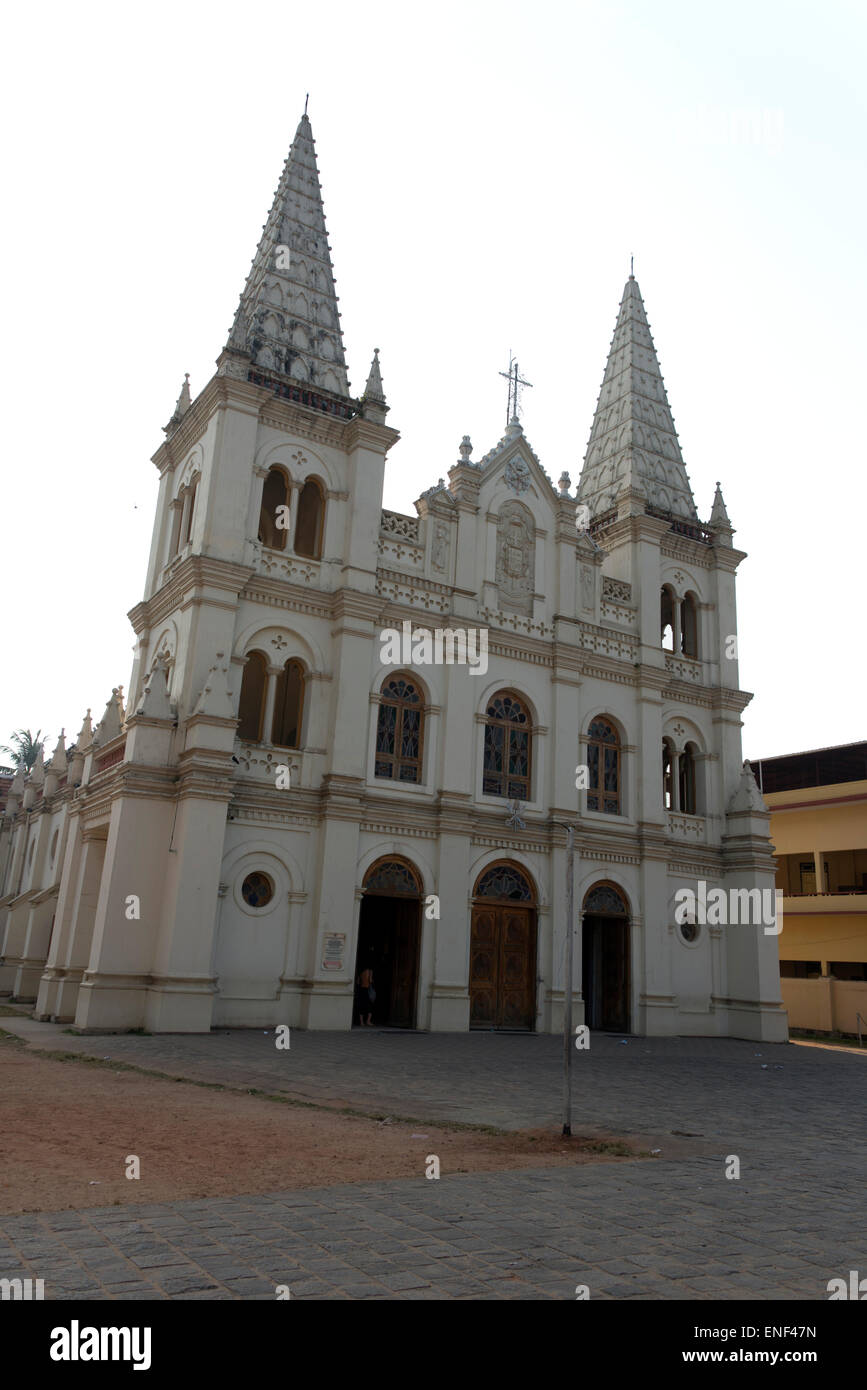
[2,1019,865,1299]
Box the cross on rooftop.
[499,354,533,427]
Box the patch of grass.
[579,1139,635,1156]
[790,1029,865,1049]
[0,1005,29,1017]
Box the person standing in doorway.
[356,963,375,1027]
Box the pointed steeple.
[223,113,350,397]
[577,276,698,522]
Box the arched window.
[660,586,675,651]
[272,658,305,748]
[483,692,531,800]
[258,468,289,551]
[474,863,534,902]
[237,650,267,742]
[375,675,424,783]
[183,477,198,547]
[586,717,621,815]
[679,743,697,815]
[681,592,699,658]
[294,478,324,559]
[662,738,675,810]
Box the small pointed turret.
[6,766,25,814]
[709,481,734,545]
[360,348,388,421]
[134,660,173,721]
[577,276,698,521]
[44,731,67,797]
[222,113,350,397]
[727,760,768,815]
[165,373,192,434]
[192,653,235,719]
[76,709,94,752]
[93,688,125,747]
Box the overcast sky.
[2,0,864,767]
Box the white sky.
[2,0,864,765]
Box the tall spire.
[224,113,350,397]
[577,277,698,521]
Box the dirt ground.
[0,1032,644,1215]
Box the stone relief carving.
[431,522,449,573]
[580,564,594,612]
[496,501,534,614]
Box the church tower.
[39,114,399,1032]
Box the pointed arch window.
[258,468,290,551]
[483,692,531,800]
[237,650,268,742]
[294,478,325,559]
[272,659,305,749]
[587,717,621,815]
[375,675,424,783]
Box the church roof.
[225,113,350,398]
[577,276,698,521]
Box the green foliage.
[0,729,44,772]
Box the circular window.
[679,920,699,944]
[241,872,274,908]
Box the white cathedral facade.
[0,114,787,1041]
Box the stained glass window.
[483,692,531,799]
[375,676,423,782]
[363,859,422,895]
[474,864,533,902]
[584,884,628,916]
[586,717,620,814]
[241,872,274,908]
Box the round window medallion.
[679,920,699,944]
[241,872,274,908]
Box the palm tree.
[0,729,44,773]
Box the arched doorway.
[582,882,630,1032]
[470,862,537,1030]
[355,857,422,1029]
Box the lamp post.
[557,820,576,1136]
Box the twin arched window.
[168,475,199,562]
[375,676,423,783]
[663,738,698,814]
[237,651,305,748]
[258,468,325,559]
[586,717,621,814]
[661,586,699,658]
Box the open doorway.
[354,858,422,1028]
[582,882,630,1032]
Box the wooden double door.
[582,913,629,1032]
[356,893,420,1028]
[469,905,536,1030]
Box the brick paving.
[1,1018,865,1299]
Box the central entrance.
[582,882,630,1032]
[470,862,537,1030]
[355,857,422,1029]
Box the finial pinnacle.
[630,254,634,279]
[304,93,309,116]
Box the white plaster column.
[671,751,681,812]
[673,597,683,654]
[813,850,826,895]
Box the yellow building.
[754,742,867,1037]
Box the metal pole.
[562,824,574,1136]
